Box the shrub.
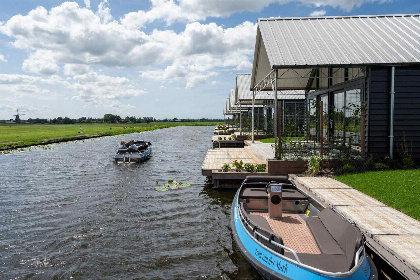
[255,164,266,172]
[374,163,390,170]
[343,163,355,173]
[307,155,322,175]
[232,160,244,172]
[221,163,230,172]
[244,163,255,172]
[384,156,400,169]
[364,156,375,169]
[402,157,415,169]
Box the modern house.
[250,14,420,159]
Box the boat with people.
[231,175,378,280]
[114,140,152,163]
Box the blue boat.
[231,176,378,280]
[114,140,152,163]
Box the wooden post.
[319,101,323,157]
[361,101,366,157]
[278,100,282,159]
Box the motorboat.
[231,175,378,280]
[114,141,152,163]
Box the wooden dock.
[291,175,420,280]
[202,147,266,176]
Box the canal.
[0,126,261,279]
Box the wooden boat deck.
[252,212,321,254]
[291,175,420,279]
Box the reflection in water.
[0,126,261,279]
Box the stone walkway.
[290,175,420,279]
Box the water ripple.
[0,126,261,279]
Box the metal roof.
[258,14,420,69]
[236,73,305,104]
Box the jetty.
[291,175,420,280]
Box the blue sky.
[0,0,419,120]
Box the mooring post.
[361,101,366,157]
[278,100,282,159]
[319,100,324,157]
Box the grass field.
[259,137,305,143]
[0,122,217,150]
[335,169,420,220]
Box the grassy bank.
[259,137,305,143]
[334,169,420,220]
[0,122,217,150]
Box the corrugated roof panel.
[258,15,420,67]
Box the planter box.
[212,140,245,148]
[268,160,308,175]
[268,159,343,175]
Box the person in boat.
[127,140,139,152]
[118,140,128,152]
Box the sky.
[0,0,419,120]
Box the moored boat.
[231,175,378,280]
[114,140,152,163]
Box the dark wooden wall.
[368,67,420,159]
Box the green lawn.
[0,122,217,150]
[259,137,305,143]
[334,169,420,220]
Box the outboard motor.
[268,183,283,219]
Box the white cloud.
[120,0,389,28]
[310,10,327,16]
[84,0,91,9]
[64,64,91,76]
[0,3,161,68]
[0,3,257,88]
[0,54,7,62]
[235,60,253,70]
[22,51,60,75]
[97,0,113,23]
[0,71,146,107]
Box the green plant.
[221,163,230,172]
[155,181,192,191]
[218,136,222,140]
[255,164,266,172]
[374,163,390,170]
[232,160,244,172]
[402,157,415,169]
[244,163,255,172]
[231,134,237,140]
[307,155,322,175]
[343,163,355,173]
[364,155,375,169]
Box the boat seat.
[245,175,289,183]
[306,217,344,255]
[248,214,273,233]
[241,188,306,200]
[285,252,349,273]
[306,208,363,270]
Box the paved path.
[291,175,420,280]
[244,140,275,160]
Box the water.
[0,126,261,279]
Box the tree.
[103,114,121,123]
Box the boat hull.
[231,190,378,280]
[114,147,152,163]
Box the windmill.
[13,109,25,123]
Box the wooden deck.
[291,175,420,279]
[201,147,266,176]
[252,212,321,254]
